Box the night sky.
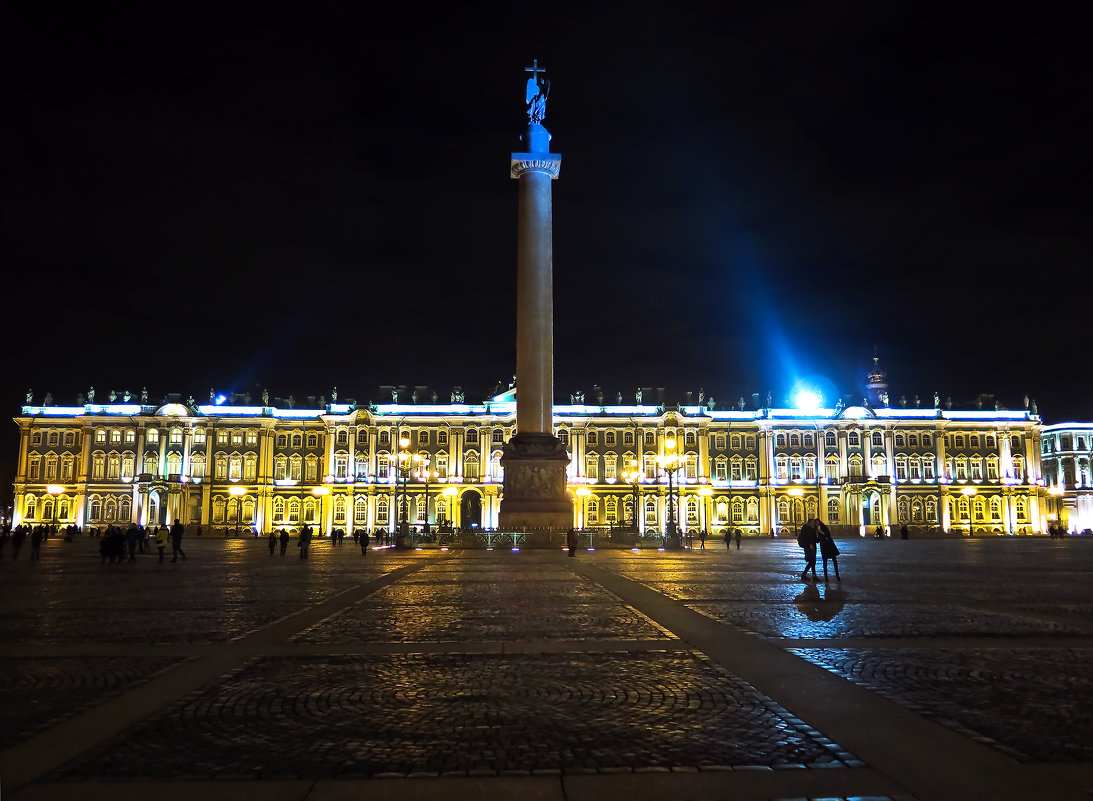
[4,2,1092,490]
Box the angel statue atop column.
[524,59,550,124]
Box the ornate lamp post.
[396,435,411,548]
[47,484,64,532]
[621,459,642,535]
[961,485,977,536]
[311,485,330,537]
[414,456,438,540]
[229,484,246,536]
[656,438,682,547]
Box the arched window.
[107,453,121,479]
[41,498,54,521]
[686,498,698,526]
[167,453,182,476]
[225,497,238,524]
[274,497,285,520]
[585,453,598,480]
[276,434,287,448]
[336,429,348,445]
[775,433,786,448]
[87,496,100,520]
[466,428,479,444]
[91,453,104,480]
[305,455,318,482]
[307,434,318,449]
[747,497,759,523]
[925,497,937,522]
[973,498,986,522]
[244,454,257,480]
[911,498,923,522]
[304,499,317,523]
[333,496,346,524]
[586,497,599,524]
[376,498,389,524]
[777,499,790,524]
[274,456,287,480]
[354,496,367,524]
[730,498,743,523]
[871,430,883,447]
[825,431,837,447]
[1015,497,1028,521]
[989,496,1002,521]
[214,455,227,479]
[491,450,503,481]
[492,428,504,443]
[144,453,158,476]
[848,456,863,477]
[291,433,303,448]
[644,497,658,524]
[1012,456,1024,481]
[289,455,302,481]
[605,497,618,523]
[289,498,300,523]
[243,499,255,523]
[335,451,349,477]
[212,498,226,523]
[895,433,906,447]
[897,496,910,522]
[827,497,839,523]
[464,453,480,480]
[848,431,860,447]
[790,433,800,448]
[415,496,427,523]
[105,497,118,520]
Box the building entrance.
[461,490,483,530]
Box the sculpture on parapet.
[88,387,96,403]
[525,59,550,124]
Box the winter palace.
[12,374,1091,537]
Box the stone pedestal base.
[499,433,572,532]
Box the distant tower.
[499,61,572,532]
[866,353,889,407]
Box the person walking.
[11,526,26,560]
[566,527,578,558]
[268,530,277,556]
[735,529,742,550]
[724,528,731,549]
[170,519,186,562]
[30,527,44,560]
[797,519,818,582]
[298,525,312,559]
[125,524,139,563]
[155,527,168,562]
[699,529,707,550]
[279,529,290,556]
[359,530,368,556]
[817,520,841,582]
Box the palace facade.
[11,384,1063,537]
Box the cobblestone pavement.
[2,535,1092,801]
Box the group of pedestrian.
[797,518,841,582]
[722,529,743,550]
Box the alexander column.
[499,60,573,532]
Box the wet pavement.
[1,534,1091,801]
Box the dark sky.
[4,2,1092,490]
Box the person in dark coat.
[735,529,742,550]
[817,520,841,582]
[170,519,186,562]
[30,528,44,560]
[359,530,368,556]
[12,526,27,560]
[268,530,277,555]
[566,527,578,557]
[797,520,818,582]
[279,529,290,556]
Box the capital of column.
[510,153,561,180]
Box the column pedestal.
[499,433,571,531]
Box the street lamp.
[960,485,977,536]
[621,459,642,535]
[47,484,64,532]
[656,438,682,547]
[229,485,246,537]
[396,435,411,548]
[414,456,438,540]
[311,485,330,537]
[442,485,458,540]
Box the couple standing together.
[797,518,840,582]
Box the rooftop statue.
[524,59,550,124]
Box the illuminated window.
[45,455,58,480]
[686,498,698,525]
[305,456,318,483]
[1015,497,1028,522]
[190,455,205,478]
[335,452,348,477]
[912,499,923,522]
[645,430,656,446]
[825,431,836,448]
[274,497,285,521]
[274,456,287,480]
[747,497,759,523]
[170,428,183,445]
[437,429,448,446]
[922,458,935,480]
[643,455,657,480]
[775,456,788,479]
[557,428,569,446]
[110,429,121,444]
[492,428,504,444]
[246,430,258,446]
[376,498,389,524]
[354,497,367,524]
[827,498,839,523]
[732,499,744,524]
[587,430,598,446]
[334,496,346,525]
[1012,456,1024,481]
[848,456,863,477]
[970,458,983,480]
[789,456,801,480]
[276,434,287,448]
[955,458,967,480]
[106,454,120,479]
[644,498,657,524]
[464,453,480,480]
[685,430,696,447]
[804,456,816,480]
[624,430,635,447]
[604,454,617,480]
[95,429,106,444]
[217,430,229,445]
[986,457,999,480]
[292,434,303,448]
[990,497,1002,521]
[62,454,74,480]
[212,498,226,523]
[685,454,697,479]
[925,497,937,522]
[91,453,104,480]
[194,428,207,445]
[47,431,59,447]
[585,454,598,480]
[716,459,728,481]
[63,431,75,446]
[826,456,839,481]
[744,456,758,481]
[908,456,920,480]
[435,455,448,479]
[357,428,369,444]
[289,498,301,523]
[731,434,742,450]
[378,430,390,446]
[244,454,257,480]
[125,429,135,444]
[214,455,227,479]
[307,434,318,449]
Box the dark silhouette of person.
[900,524,909,540]
[817,520,840,582]
[30,528,43,560]
[12,527,27,560]
[735,529,742,550]
[268,531,277,555]
[798,519,818,582]
[279,529,289,555]
[170,519,186,562]
[699,529,707,550]
[360,530,368,556]
[566,527,578,557]
[155,527,168,562]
